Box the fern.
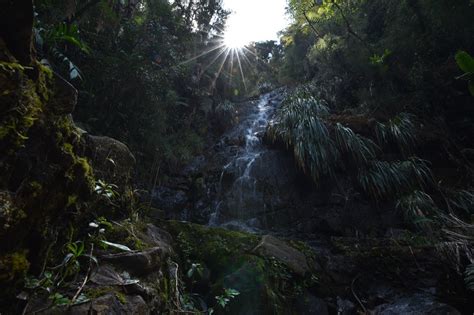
[270,87,434,200]
[269,88,337,182]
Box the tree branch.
[331,1,373,54]
[302,11,322,38]
[66,0,102,25]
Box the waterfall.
[209,91,283,232]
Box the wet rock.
[337,297,356,315]
[182,155,206,176]
[142,224,173,255]
[295,291,329,315]
[151,187,188,215]
[65,293,149,315]
[84,135,135,186]
[253,235,310,276]
[100,247,163,276]
[90,264,130,286]
[372,293,461,315]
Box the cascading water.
[209,91,284,232]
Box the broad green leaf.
[101,240,132,252]
[455,51,474,74]
[469,81,474,96]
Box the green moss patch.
[164,221,318,314]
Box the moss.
[85,286,127,304]
[106,219,150,251]
[115,291,127,304]
[0,192,26,231]
[0,250,30,282]
[0,60,57,157]
[0,56,95,284]
[164,221,315,314]
[67,195,78,207]
[165,221,259,272]
[29,181,43,198]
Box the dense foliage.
[269,0,474,286]
[33,0,233,182]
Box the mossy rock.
[164,221,319,314]
[0,35,97,309]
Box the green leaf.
[455,51,474,74]
[469,81,474,96]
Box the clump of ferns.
[268,90,338,182]
[357,157,434,200]
[375,113,418,156]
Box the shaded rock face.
[26,223,177,314]
[39,293,150,315]
[295,291,329,315]
[84,135,136,187]
[100,247,164,276]
[0,18,96,306]
[0,3,141,311]
[151,187,188,215]
[49,73,78,115]
[160,91,405,236]
[253,235,310,276]
[372,293,461,315]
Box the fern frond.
[269,88,337,182]
[465,264,474,291]
[333,123,379,166]
[445,189,474,214]
[358,158,433,199]
[397,190,439,225]
[375,113,418,154]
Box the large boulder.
[100,247,164,276]
[253,235,310,276]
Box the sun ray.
[228,48,235,86]
[201,46,229,74]
[179,43,226,65]
[241,46,275,71]
[211,47,231,89]
[235,50,247,92]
